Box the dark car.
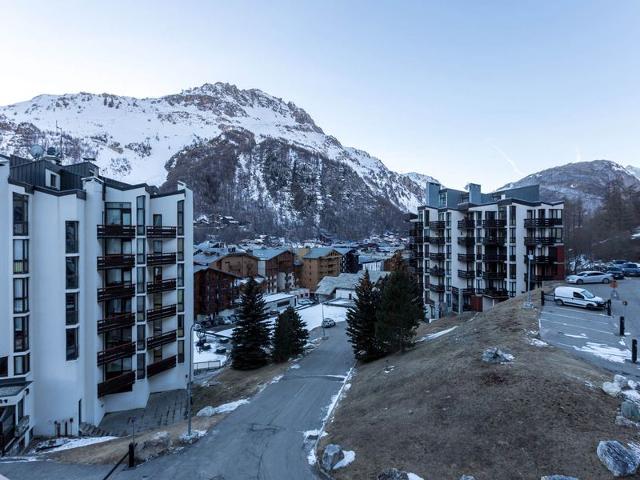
[622,263,640,277]
[606,267,625,280]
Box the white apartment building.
[0,152,193,455]
[413,182,564,319]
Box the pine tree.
[346,270,385,361]
[375,270,424,353]
[289,307,309,356]
[231,278,271,370]
[272,307,309,363]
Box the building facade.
[416,182,564,318]
[300,248,342,291]
[251,248,296,293]
[0,153,193,453]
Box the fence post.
[633,339,638,364]
[128,442,135,468]
[619,316,625,337]
[541,291,545,306]
[607,300,612,316]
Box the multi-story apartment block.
[415,182,564,319]
[251,248,296,293]
[301,248,342,291]
[0,152,193,454]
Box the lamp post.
[524,254,534,309]
[187,320,203,437]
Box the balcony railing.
[429,221,445,229]
[429,284,445,293]
[481,288,509,299]
[147,330,177,349]
[147,278,177,294]
[483,254,508,262]
[97,371,135,398]
[530,256,557,264]
[482,219,507,228]
[147,253,177,266]
[457,219,475,229]
[429,252,445,261]
[426,236,446,245]
[98,312,135,334]
[457,253,475,262]
[524,237,558,246]
[482,271,507,280]
[457,269,476,279]
[146,226,177,238]
[97,254,135,270]
[97,342,135,366]
[97,283,135,302]
[97,224,136,239]
[481,237,506,246]
[524,218,563,228]
[457,237,475,246]
[429,267,445,276]
[147,304,177,322]
[147,355,177,378]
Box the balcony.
[483,254,507,262]
[97,283,135,302]
[457,219,475,229]
[457,237,475,246]
[147,355,177,378]
[426,236,446,245]
[147,278,177,294]
[524,237,558,246]
[429,221,445,230]
[147,330,177,349]
[524,218,563,228]
[146,226,177,238]
[481,236,506,246]
[481,288,509,299]
[97,254,135,270]
[530,256,557,264]
[457,269,476,279]
[97,371,135,398]
[147,304,177,322]
[97,224,136,239]
[429,252,445,261]
[482,219,507,228]
[98,312,135,334]
[482,271,507,280]
[97,342,135,366]
[457,253,475,262]
[429,284,445,293]
[429,267,445,276]
[147,253,177,266]
[425,297,435,306]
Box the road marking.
[540,317,613,335]
[542,311,611,326]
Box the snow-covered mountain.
[401,172,439,190]
[0,83,429,238]
[627,164,640,181]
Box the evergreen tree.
[272,307,309,362]
[231,278,271,370]
[375,270,424,353]
[346,270,385,361]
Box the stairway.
[79,422,121,438]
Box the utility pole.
[187,321,203,437]
[523,254,534,309]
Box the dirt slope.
[321,291,637,480]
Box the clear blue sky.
[2,0,639,189]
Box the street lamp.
[187,320,204,437]
[524,254,534,309]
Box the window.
[105,202,132,225]
[136,196,145,236]
[14,354,30,375]
[177,200,184,236]
[177,238,184,261]
[177,314,184,337]
[13,278,29,313]
[0,357,7,377]
[177,263,184,287]
[178,340,184,363]
[137,325,146,351]
[153,214,162,227]
[66,328,79,360]
[13,239,29,274]
[66,293,79,325]
[137,238,145,264]
[137,267,146,293]
[137,296,145,322]
[49,173,58,188]
[153,348,162,363]
[137,353,146,379]
[14,316,29,352]
[13,193,29,235]
[66,257,79,289]
[177,289,184,312]
[65,221,79,254]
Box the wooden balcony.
[524,218,563,228]
[97,224,136,239]
[147,355,177,378]
[97,254,135,270]
[97,283,135,302]
[457,219,475,229]
[481,288,509,299]
[147,304,177,322]
[481,236,506,246]
[147,278,177,294]
[426,236,446,245]
[483,254,508,262]
[457,237,475,246]
[482,219,506,228]
[147,330,177,349]
[457,269,476,279]
[429,283,445,293]
[98,312,135,334]
[97,342,135,366]
[147,253,177,266]
[146,226,177,238]
[482,271,507,280]
[429,267,445,276]
[457,253,475,262]
[429,221,445,229]
[524,237,558,246]
[429,252,445,261]
[97,371,135,397]
[531,256,557,264]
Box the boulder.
[541,476,580,480]
[481,347,514,364]
[321,444,345,471]
[196,406,216,417]
[621,401,640,422]
[377,469,410,480]
[136,431,172,462]
[603,382,622,398]
[596,440,640,477]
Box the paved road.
[540,278,640,379]
[0,323,354,480]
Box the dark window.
[137,353,146,380]
[153,240,162,254]
[137,267,146,293]
[153,348,162,363]
[66,293,79,325]
[153,214,162,227]
[177,238,184,261]
[66,257,79,289]
[105,202,132,225]
[177,289,184,312]
[13,239,29,274]
[13,193,29,236]
[14,316,29,352]
[177,263,184,287]
[13,278,29,313]
[65,221,79,253]
[178,340,184,363]
[137,296,145,322]
[136,195,145,236]
[14,354,30,375]
[50,173,57,188]
[137,325,146,351]
[0,357,7,377]
[137,238,145,264]
[66,328,79,360]
[177,200,184,236]
[177,314,184,337]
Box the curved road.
[0,323,353,480]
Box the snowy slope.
[627,165,640,181]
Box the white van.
[553,286,606,309]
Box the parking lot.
[540,277,640,379]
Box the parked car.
[566,271,612,284]
[215,347,227,354]
[621,263,640,277]
[612,259,628,266]
[297,299,314,306]
[554,286,606,309]
[606,266,625,280]
[321,318,336,328]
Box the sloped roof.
[304,247,339,259]
[315,271,390,296]
[251,248,289,260]
[333,247,357,255]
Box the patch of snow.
[196,399,249,417]
[417,326,458,342]
[41,436,117,453]
[290,364,301,370]
[178,430,206,444]
[333,450,355,469]
[528,338,548,347]
[574,342,629,363]
[270,374,284,384]
[564,333,587,339]
[408,474,425,480]
[307,448,317,466]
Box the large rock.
[621,401,640,422]
[596,440,640,477]
[541,476,579,480]
[603,382,622,398]
[321,444,345,471]
[377,469,410,480]
[481,347,514,364]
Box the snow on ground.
[192,332,227,366]
[417,326,458,342]
[407,474,425,480]
[564,333,587,339]
[307,448,317,466]
[197,399,250,417]
[574,342,629,364]
[39,436,117,454]
[333,450,356,469]
[528,338,549,347]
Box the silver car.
[566,271,613,285]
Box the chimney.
[425,182,441,208]
[467,183,482,204]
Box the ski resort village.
[3,2,640,479]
